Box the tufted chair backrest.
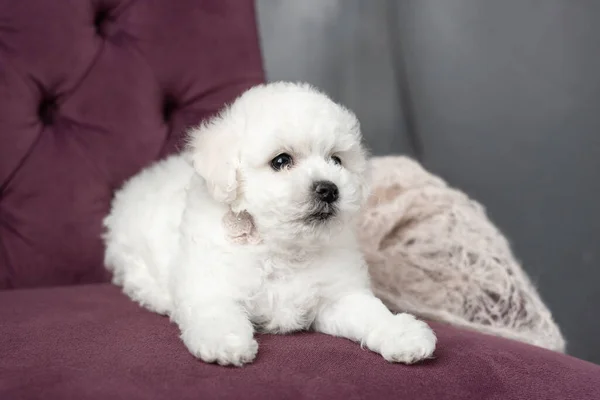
[0,0,264,289]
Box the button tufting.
[38,98,57,125]
[1,0,266,292]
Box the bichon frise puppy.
[103,82,436,366]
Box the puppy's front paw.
[367,313,436,364]
[181,322,258,367]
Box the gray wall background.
[256,0,600,364]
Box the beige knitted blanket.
[360,156,565,352]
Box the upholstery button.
[38,98,57,125]
[163,96,177,122]
[94,9,111,37]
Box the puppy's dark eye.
[271,153,293,171]
[331,155,342,166]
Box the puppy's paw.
[367,313,436,364]
[194,334,258,367]
[181,322,258,367]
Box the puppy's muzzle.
[303,181,339,225]
[313,181,339,204]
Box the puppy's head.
[189,82,368,245]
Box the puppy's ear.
[188,118,239,204]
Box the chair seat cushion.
[1,284,599,400]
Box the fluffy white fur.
[103,82,436,366]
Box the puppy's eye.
[271,153,293,171]
[331,155,342,166]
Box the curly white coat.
[103,82,436,366]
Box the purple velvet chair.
[1,1,599,398]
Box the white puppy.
[103,82,436,366]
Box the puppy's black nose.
[313,181,339,203]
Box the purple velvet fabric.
[2,1,599,398]
[0,0,264,289]
[1,284,599,400]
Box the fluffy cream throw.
[360,156,566,352]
